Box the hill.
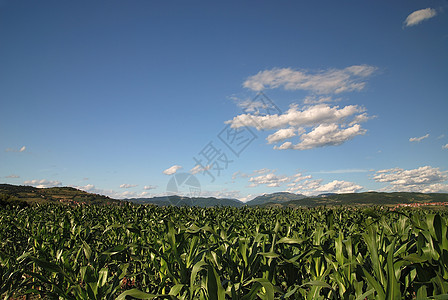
[266,191,448,208]
[0,184,120,206]
[2,184,448,208]
[245,192,306,206]
[126,192,308,207]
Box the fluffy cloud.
[373,166,448,193]
[80,184,96,192]
[24,179,62,188]
[236,168,364,196]
[266,128,297,144]
[314,180,363,194]
[409,134,429,142]
[120,184,138,189]
[404,8,437,27]
[243,65,376,94]
[292,173,313,182]
[163,165,182,175]
[276,123,366,150]
[227,103,370,150]
[228,103,366,130]
[286,172,363,195]
[248,172,290,187]
[228,65,376,151]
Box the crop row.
[1,204,447,299]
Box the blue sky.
[1,1,447,201]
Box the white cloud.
[226,103,370,151]
[80,184,96,192]
[232,169,274,181]
[248,172,290,188]
[409,134,429,142]
[285,171,364,195]
[442,144,448,150]
[24,179,62,188]
[75,184,156,199]
[286,123,366,150]
[232,171,248,180]
[275,142,293,150]
[143,185,157,190]
[229,65,377,151]
[373,166,448,193]
[293,173,313,182]
[228,104,366,130]
[314,180,363,194]
[253,168,272,175]
[120,184,138,189]
[5,174,20,178]
[190,164,211,175]
[163,165,182,175]
[243,65,377,94]
[404,8,437,27]
[266,128,297,144]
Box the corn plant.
[1,203,447,299]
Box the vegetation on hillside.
[274,192,448,208]
[0,184,119,206]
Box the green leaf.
[101,245,126,256]
[277,237,304,245]
[355,288,375,300]
[116,289,157,300]
[98,267,108,287]
[362,266,385,300]
[385,239,400,300]
[249,278,275,300]
[258,252,280,259]
[82,240,92,261]
[206,264,225,300]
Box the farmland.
[1,204,448,299]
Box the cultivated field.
[1,204,447,299]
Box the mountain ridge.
[1,184,448,207]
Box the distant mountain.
[2,184,447,208]
[0,184,119,206]
[126,195,244,207]
[127,192,308,207]
[268,192,448,208]
[246,192,307,206]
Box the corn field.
[1,204,447,299]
